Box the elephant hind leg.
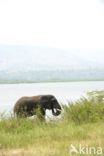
[16,112,28,118]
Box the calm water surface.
[0,81,104,114]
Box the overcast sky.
[0,0,104,61]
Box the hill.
[0,45,104,83]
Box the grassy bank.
[0,120,104,156]
[0,91,104,156]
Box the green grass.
[0,119,104,156]
[0,90,104,156]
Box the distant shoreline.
[0,79,104,84]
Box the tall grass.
[63,90,104,124]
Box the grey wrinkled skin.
[14,95,61,120]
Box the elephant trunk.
[52,108,61,116]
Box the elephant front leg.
[36,107,46,121]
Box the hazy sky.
[0,0,104,49]
[0,0,104,64]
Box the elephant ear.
[40,95,52,109]
[40,96,48,103]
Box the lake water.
[0,81,104,115]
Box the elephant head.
[40,95,62,116]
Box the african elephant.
[13,95,61,120]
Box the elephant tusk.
[53,108,61,112]
[52,108,61,116]
[53,108,56,113]
[56,108,61,112]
